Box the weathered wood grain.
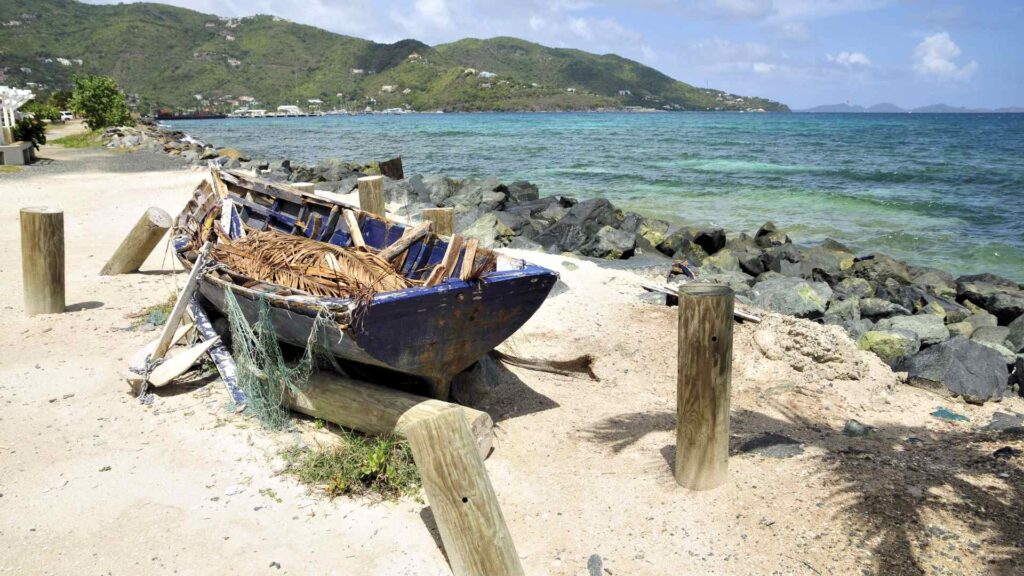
[357,175,386,217]
[100,207,172,275]
[675,283,734,491]
[20,207,65,315]
[285,372,494,459]
[422,207,454,237]
[404,409,523,576]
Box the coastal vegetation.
[68,75,134,129]
[49,130,102,148]
[3,0,787,113]
[284,434,421,500]
[12,117,46,150]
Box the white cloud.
[913,32,977,81]
[773,21,810,41]
[826,51,871,67]
[705,0,774,19]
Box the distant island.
[1,0,788,114]
[799,102,1024,113]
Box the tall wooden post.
[357,175,386,217]
[20,207,65,315]
[404,409,524,576]
[675,283,734,491]
[421,207,454,237]
[100,207,172,275]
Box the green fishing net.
[223,289,338,429]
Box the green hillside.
[0,0,789,113]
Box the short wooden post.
[357,175,386,217]
[100,207,172,275]
[675,283,734,490]
[20,207,65,315]
[422,207,454,237]
[404,409,524,576]
[291,182,315,194]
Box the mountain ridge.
[799,102,1023,113]
[0,0,788,113]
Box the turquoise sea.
[167,112,1024,281]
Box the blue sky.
[86,0,1024,109]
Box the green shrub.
[13,117,46,150]
[23,101,60,122]
[49,131,102,148]
[285,433,420,500]
[69,75,133,130]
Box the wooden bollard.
[421,207,454,237]
[405,409,524,576]
[357,175,386,217]
[675,283,734,491]
[100,207,172,275]
[20,207,65,315]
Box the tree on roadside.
[68,75,133,129]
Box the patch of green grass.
[129,294,176,328]
[284,432,420,500]
[0,165,23,174]
[259,487,282,503]
[49,131,102,148]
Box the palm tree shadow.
[584,405,1024,575]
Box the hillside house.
[618,89,632,96]
[351,68,365,75]
[56,58,72,66]
[408,52,421,60]
[402,88,412,94]
[566,87,577,93]
[380,85,396,93]
[464,68,477,75]
[480,83,491,89]
[479,71,496,78]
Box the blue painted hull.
[181,170,558,398]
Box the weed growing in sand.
[128,294,176,328]
[259,487,283,503]
[284,433,420,500]
[50,131,102,148]
[0,165,22,174]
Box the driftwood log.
[20,207,65,315]
[285,372,494,459]
[675,283,734,490]
[100,207,172,275]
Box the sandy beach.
[1,125,1022,575]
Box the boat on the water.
[173,169,558,398]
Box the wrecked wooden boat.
[173,169,558,398]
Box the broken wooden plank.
[379,221,431,261]
[342,210,365,248]
[425,234,463,287]
[459,238,479,281]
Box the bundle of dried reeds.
[213,228,417,298]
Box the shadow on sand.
[584,406,1024,575]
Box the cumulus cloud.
[913,32,977,81]
[826,51,871,67]
[704,0,774,19]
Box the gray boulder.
[876,314,950,346]
[422,174,455,204]
[895,337,1009,404]
[956,273,1020,308]
[754,221,790,248]
[795,245,848,281]
[506,181,539,203]
[965,312,999,331]
[838,318,874,341]
[443,177,506,212]
[919,294,970,324]
[947,321,974,338]
[699,269,755,296]
[534,199,619,252]
[582,226,635,259]
[858,329,921,366]
[691,226,726,256]
[849,254,912,285]
[909,265,957,298]
[859,298,911,320]
[972,326,1012,348]
[833,277,874,300]
[985,292,1024,325]
[462,213,515,248]
[824,297,861,323]
[1008,314,1024,352]
[726,232,758,253]
[750,277,832,319]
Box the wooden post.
[100,207,172,275]
[404,409,524,576]
[357,175,386,217]
[285,372,494,459]
[291,182,315,194]
[675,283,734,491]
[20,207,65,315]
[422,207,454,237]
